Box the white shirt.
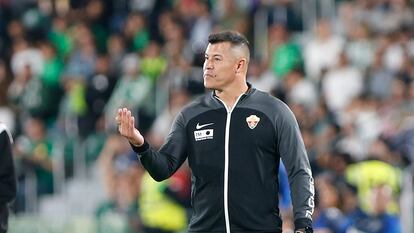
[304,36,344,81]
[288,79,318,110]
[322,66,363,113]
[11,48,44,76]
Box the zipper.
[215,94,244,233]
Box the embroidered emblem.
[246,115,260,129]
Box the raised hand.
[115,108,145,147]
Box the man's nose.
[204,60,213,70]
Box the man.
[0,123,16,233]
[117,31,314,233]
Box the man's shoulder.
[249,89,289,112]
[178,93,218,121]
[245,89,298,127]
[180,94,206,111]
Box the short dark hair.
[208,30,250,48]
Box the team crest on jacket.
[246,115,260,129]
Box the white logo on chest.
[196,122,214,129]
[194,123,214,141]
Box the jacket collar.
[211,82,255,98]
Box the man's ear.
[236,59,246,74]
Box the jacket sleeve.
[0,127,16,206]
[276,103,314,230]
[131,112,188,182]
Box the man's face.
[203,42,238,90]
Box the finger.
[117,108,122,119]
[127,110,133,134]
[119,108,125,132]
[122,109,129,134]
[121,108,127,124]
[130,116,135,135]
[117,108,124,127]
[115,110,121,132]
[115,109,119,120]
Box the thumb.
[129,116,144,146]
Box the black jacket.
[132,87,314,233]
[0,123,16,233]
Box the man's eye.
[214,58,220,61]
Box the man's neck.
[215,81,249,111]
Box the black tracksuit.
[0,123,16,233]
[132,86,314,233]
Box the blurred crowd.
[0,0,414,232]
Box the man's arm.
[276,104,314,231]
[116,108,188,181]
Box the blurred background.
[0,0,413,232]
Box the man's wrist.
[129,139,144,147]
[130,140,149,153]
[294,218,312,232]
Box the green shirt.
[48,30,73,58]
[133,29,150,52]
[271,42,302,78]
[41,57,64,86]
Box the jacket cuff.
[294,218,312,231]
[130,141,149,154]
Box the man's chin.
[204,81,215,90]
